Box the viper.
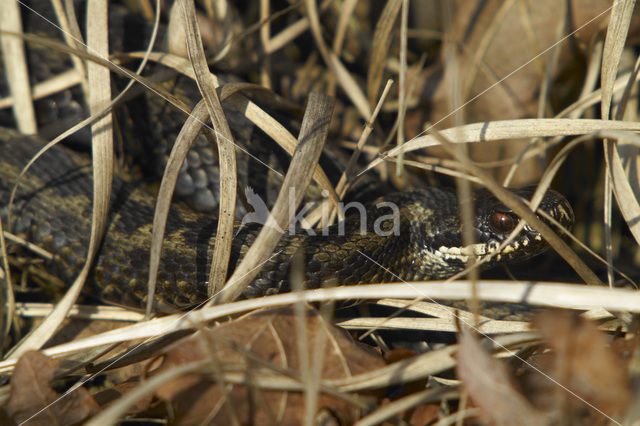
[0,125,574,313]
[0,1,574,317]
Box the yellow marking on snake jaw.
[436,243,489,262]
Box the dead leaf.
[532,311,630,418]
[456,326,547,426]
[427,0,621,184]
[148,306,384,425]
[93,379,154,415]
[431,0,615,126]
[408,403,441,425]
[384,347,417,364]
[4,350,99,425]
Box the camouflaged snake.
[0,127,574,315]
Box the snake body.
[0,1,575,316]
[0,127,574,312]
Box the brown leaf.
[383,347,417,364]
[149,306,384,425]
[5,351,99,425]
[533,311,631,418]
[427,0,618,184]
[456,327,547,426]
[92,379,155,415]
[431,0,615,125]
[408,403,441,425]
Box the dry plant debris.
[2,351,99,425]
[146,307,384,424]
[527,311,631,420]
[456,326,547,426]
[455,311,633,425]
[0,0,640,424]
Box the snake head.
[396,186,574,280]
[469,186,575,263]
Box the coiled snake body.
[0,1,574,316]
[0,127,574,312]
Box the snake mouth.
[433,188,575,266]
[434,233,544,265]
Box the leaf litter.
[0,0,640,424]
[3,351,99,425]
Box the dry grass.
[1,0,640,424]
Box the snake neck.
[242,188,469,296]
[242,186,572,295]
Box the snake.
[0,1,575,318]
[0,125,574,314]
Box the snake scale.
[0,1,575,318]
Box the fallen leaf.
[456,326,547,426]
[4,351,99,425]
[532,311,630,419]
[431,0,615,126]
[427,0,623,184]
[149,306,384,425]
[408,403,441,425]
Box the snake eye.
[489,211,517,234]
